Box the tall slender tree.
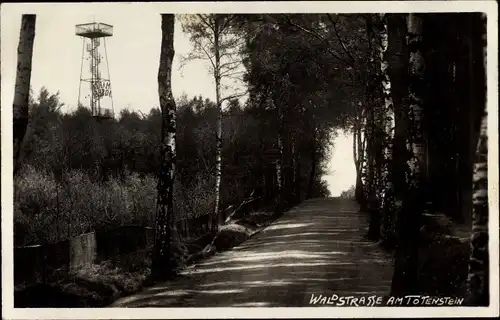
[358,108,370,211]
[365,14,383,241]
[13,14,36,176]
[353,102,367,204]
[382,13,410,249]
[466,111,489,306]
[180,14,247,228]
[391,13,426,296]
[271,71,290,216]
[466,12,488,307]
[376,13,398,246]
[151,14,179,280]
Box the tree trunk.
[352,110,363,201]
[274,99,285,215]
[307,126,317,200]
[391,13,426,296]
[214,15,224,228]
[455,16,471,224]
[353,123,362,202]
[377,13,397,247]
[284,126,295,206]
[456,13,488,226]
[365,105,381,241]
[385,13,410,249]
[352,123,359,173]
[365,14,382,241]
[13,14,36,177]
[355,115,367,205]
[293,132,302,203]
[151,14,179,280]
[466,112,489,306]
[465,12,488,307]
[359,113,369,211]
[257,131,266,203]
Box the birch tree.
[151,14,180,280]
[466,110,489,306]
[376,13,398,246]
[352,102,367,204]
[180,15,247,228]
[379,13,410,249]
[466,12,488,307]
[13,14,36,176]
[365,14,384,241]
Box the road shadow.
[112,198,394,307]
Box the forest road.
[111,198,394,307]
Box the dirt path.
[112,198,394,307]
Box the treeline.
[227,12,488,305]
[348,13,488,304]
[14,88,332,246]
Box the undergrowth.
[14,204,279,308]
[14,165,217,246]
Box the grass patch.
[15,251,152,308]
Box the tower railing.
[76,21,115,120]
[75,23,113,37]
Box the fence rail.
[14,221,215,285]
[15,194,266,285]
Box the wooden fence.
[15,195,264,285]
[14,220,214,285]
[15,226,155,285]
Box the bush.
[14,165,222,247]
[418,213,469,297]
[340,185,356,199]
[176,174,216,220]
[14,166,156,246]
[418,235,470,297]
[14,255,151,308]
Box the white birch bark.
[466,13,488,306]
[214,15,223,227]
[13,15,36,176]
[152,14,180,278]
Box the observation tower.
[76,21,115,119]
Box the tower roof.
[75,22,113,38]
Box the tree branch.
[197,14,215,34]
[326,13,356,64]
[179,49,216,75]
[221,90,249,104]
[283,15,350,64]
[220,64,244,78]
[218,15,236,36]
[199,45,217,71]
[222,71,246,80]
[219,59,243,70]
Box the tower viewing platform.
[76,20,115,120]
[75,22,113,38]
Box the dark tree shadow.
[112,198,394,308]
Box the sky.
[1,3,356,196]
[1,8,217,112]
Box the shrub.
[14,165,221,247]
[418,235,470,297]
[340,185,356,199]
[14,166,158,246]
[176,174,215,220]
